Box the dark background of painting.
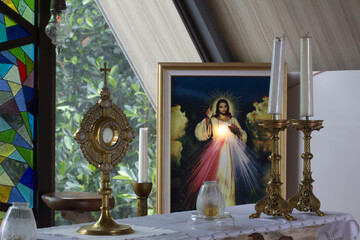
[170,75,271,212]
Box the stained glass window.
[0,43,34,207]
[1,0,35,24]
[0,13,31,43]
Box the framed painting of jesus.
[156,62,287,214]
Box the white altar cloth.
[37,204,359,240]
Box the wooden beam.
[33,0,55,227]
[173,0,233,62]
[0,35,34,51]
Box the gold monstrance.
[74,63,135,235]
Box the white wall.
[287,70,360,224]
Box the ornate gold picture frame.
[157,62,287,214]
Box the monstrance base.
[77,221,133,235]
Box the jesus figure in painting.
[186,98,261,206]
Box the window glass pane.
[0,43,34,208]
[55,0,156,225]
[1,0,34,25]
[0,13,30,43]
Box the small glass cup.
[196,181,225,218]
[0,202,37,240]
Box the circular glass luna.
[99,121,121,151]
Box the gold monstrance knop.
[288,118,324,216]
[74,63,135,235]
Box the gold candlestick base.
[249,119,294,220]
[288,119,324,216]
[77,173,134,235]
[133,182,152,216]
[77,213,133,235]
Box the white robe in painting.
[186,116,260,207]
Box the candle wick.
[305,32,311,38]
[276,34,286,42]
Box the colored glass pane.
[0,91,12,104]
[17,124,32,147]
[8,149,25,162]
[16,146,32,168]
[19,165,32,188]
[20,111,29,135]
[0,185,12,202]
[2,157,27,184]
[17,182,31,206]
[25,54,33,75]
[0,64,13,78]
[8,82,21,95]
[9,47,25,64]
[14,89,26,111]
[0,128,16,143]
[0,143,15,157]
[0,117,11,131]
[8,187,25,202]
[0,13,30,43]
[28,112,32,139]
[0,44,34,206]
[4,66,21,84]
[4,15,16,27]
[1,51,17,65]
[0,22,6,43]
[21,44,33,61]
[2,0,34,24]
[0,171,14,186]
[12,0,19,7]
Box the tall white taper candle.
[268,36,286,116]
[138,128,148,183]
[300,34,314,117]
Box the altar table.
[37,204,359,240]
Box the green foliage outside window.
[55,0,156,225]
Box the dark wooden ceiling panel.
[205,0,360,72]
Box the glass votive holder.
[188,181,234,229]
[196,181,225,218]
[0,202,37,240]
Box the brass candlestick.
[249,119,294,220]
[74,63,136,235]
[132,182,152,216]
[288,118,324,216]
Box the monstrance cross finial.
[100,63,111,88]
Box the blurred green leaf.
[131,83,139,92]
[108,75,116,88]
[71,56,78,64]
[64,136,73,151]
[85,17,93,28]
[60,161,66,176]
